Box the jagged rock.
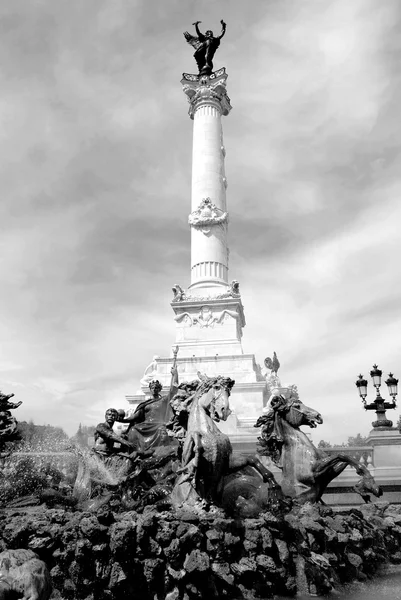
[3,516,35,547]
[167,565,186,581]
[28,535,55,551]
[337,532,350,544]
[237,582,258,600]
[172,509,200,524]
[109,519,136,557]
[178,524,202,550]
[50,564,64,586]
[96,506,115,526]
[79,516,107,543]
[108,561,128,590]
[92,542,108,554]
[211,561,234,585]
[154,520,177,546]
[299,516,325,534]
[183,549,210,573]
[165,587,180,600]
[164,538,182,568]
[244,519,262,552]
[262,511,284,529]
[231,556,257,576]
[74,538,92,558]
[324,515,344,532]
[143,557,165,585]
[261,527,273,551]
[349,528,363,543]
[275,538,290,563]
[95,558,111,581]
[223,532,240,547]
[0,548,52,600]
[346,552,363,568]
[206,528,222,542]
[255,554,277,572]
[0,503,398,598]
[68,559,83,584]
[63,578,76,596]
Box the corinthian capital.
[181,68,232,119]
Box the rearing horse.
[255,394,382,504]
[171,373,279,510]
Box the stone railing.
[322,446,375,467]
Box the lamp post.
[355,365,398,429]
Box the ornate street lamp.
[355,365,398,429]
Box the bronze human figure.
[121,365,179,452]
[93,408,139,458]
[184,20,226,75]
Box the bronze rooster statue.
[264,352,280,375]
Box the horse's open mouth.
[309,415,323,428]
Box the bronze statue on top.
[184,20,226,75]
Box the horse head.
[196,372,235,422]
[256,392,323,464]
[270,394,323,430]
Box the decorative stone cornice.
[181,68,232,119]
[172,280,241,303]
[188,198,228,233]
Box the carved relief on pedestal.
[188,198,228,235]
[195,306,218,328]
[174,306,240,328]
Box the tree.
[317,440,332,449]
[71,423,86,448]
[71,424,96,448]
[347,433,369,447]
[17,421,69,451]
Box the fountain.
[0,378,399,600]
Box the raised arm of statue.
[116,409,143,425]
[170,366,179,391]
[218,20,227,39]
[193,21,204,40]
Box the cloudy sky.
[0,0,400,443]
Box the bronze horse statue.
[255,392,382,504]
[170,373,280,514]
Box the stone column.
[181,69,232,296]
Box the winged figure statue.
[183,20,226,75]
